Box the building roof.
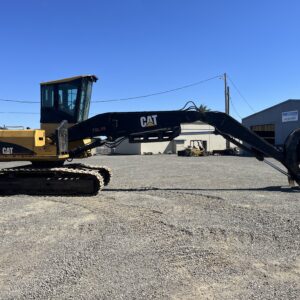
[242,99,300,121]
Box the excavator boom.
[67,107,299,185]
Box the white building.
[99,121,227,155]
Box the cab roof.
[40,75,98,85]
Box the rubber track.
[0,166,104,196]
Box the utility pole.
[224,73,230,150]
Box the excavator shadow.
[0,186,297,197]
[105,186,300,193]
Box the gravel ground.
[0,155,299,299]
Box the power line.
[0,74,222,105]
[0,98,38,104]
[92,74,222,103]
[0,112,39,114]
[227,75,255,112]
[229,98,242,119]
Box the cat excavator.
[0,75,299,195]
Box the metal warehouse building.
[97,121,227,155]
[242,99,300,146]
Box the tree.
[198,104,211,112]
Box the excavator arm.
[67,104,300,186]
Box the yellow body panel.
[0,129,68,162]
[0,127,90,163]
[0,129,45,148]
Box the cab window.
[58,83,78,117]
[78,81,92,122]
[41,85,54,107]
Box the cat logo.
[140,115,158,128]
[2,147,13,155]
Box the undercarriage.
[0,163,112,196]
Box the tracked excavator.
[0,75,299,195]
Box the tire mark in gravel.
[141,190,300,255]
[113,202,164,215]
[170,190,225,201]
[107,187,226,201]
[43,196,116,214]
[159,220,193,236]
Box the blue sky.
[0,0,300,128]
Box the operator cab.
[40,75,97,127]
